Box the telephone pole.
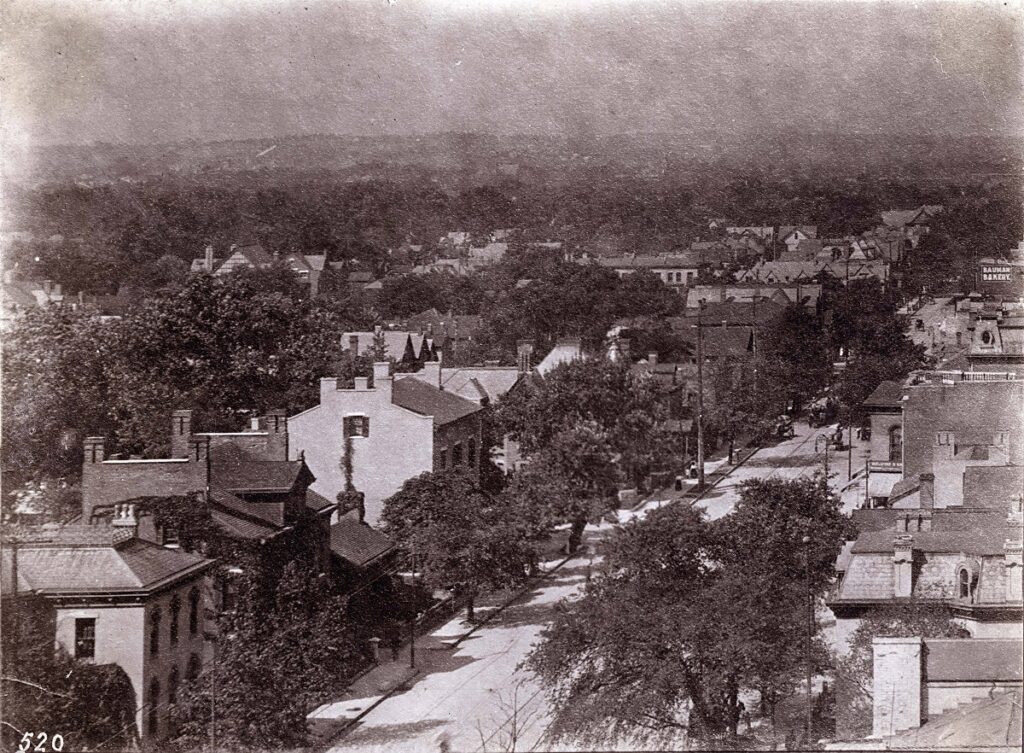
[695,300,706,490]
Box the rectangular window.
[162,526,180,548]
[453,442,463,466]
[467,438,477,467]
[75,618,96,659]
[343,415,370,438]
[439,448,447,469]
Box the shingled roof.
[392,376,482,426]
[6,538,212,595]
[211,460,308,493]
[330,519,395,568]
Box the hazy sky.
[2,0,1021,148]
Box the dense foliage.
[1,597,137,751]
[527,476,849,747]
[381,469,535,620]
[1,271,366,479]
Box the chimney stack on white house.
[421,357,442,389]
[204,245,214,273]
[373,361,392,400]
[872,637,924,738]
[893,534,914,598]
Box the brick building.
[80,410,334,573]
[288,361,484,525]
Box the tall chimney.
[872,637,924,737]
[421,360,442,389]
[918,473,934,509]
[373,361,392,401]
[517,340,535,374]
[893,534,914,598]
[265,409,288,460]
[648,352,658,365]
[204,245,214,273]
[171,410,192,458]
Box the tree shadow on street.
[331,717,448,748]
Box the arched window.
[169,596,181,646]
[888,425,903,463]
[957,566,978,602]
[186,653,202,681]
[167,668,179,706]
[148,678,160,736]
[149,609,161,657]
[188,588,200,635]
[958,567,970,599]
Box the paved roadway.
[325,423,842,753]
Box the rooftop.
[392,377,482,426]
[4,537,212,595]
[330,519,395,568]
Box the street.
[322,421,856,753]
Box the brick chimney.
[619,338,631,362]
[171,410,192,458]
[893,534,914,598]
[648,352,658,365]
[83,436,106,464]
[516,340,534,373]
[320,377,340,401]
[919,473,935,509]
[265,408,288,460]
[111,502,139,538]
[187,435,210,464]
[204,245,214,273]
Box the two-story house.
[3,521,216,743]
[288,361,484,525]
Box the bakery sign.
[981,265,1013,282]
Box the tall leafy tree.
[1,306,113,480]
[381,469,534,620]
[169,563,363,750]
[759,303,831,412]
[528,476,848,748]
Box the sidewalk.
[306,551,573,750]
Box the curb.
[313,552,576,750]
[316,666,422,744]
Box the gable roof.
[330,519,395,568]
[441,367,522,403]
[392,377,482,426]
[536,339,584,376]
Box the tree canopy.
[381,469,535,620]
[527,475,849,747]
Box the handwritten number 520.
[18,733,64,752]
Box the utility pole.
[409,545,416,670]
[802,534,814,745]
[696,299,706,490]
[847,423,853,482]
